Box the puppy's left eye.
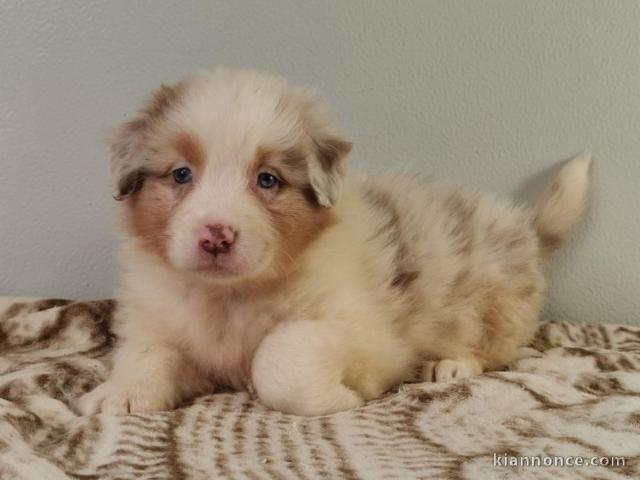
[257,172,280,189]
[172,167,192,184]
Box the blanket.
[0,298,639,479]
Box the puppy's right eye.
[257,171,280,189]
[172,167,192,184]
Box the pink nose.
[199,224,236,256]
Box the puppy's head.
[111,68,351,284]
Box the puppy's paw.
[78,380,176,415]
[422,358,482,383]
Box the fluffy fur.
[79,68,591,416]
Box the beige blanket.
[0,298,639,479]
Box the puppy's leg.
[422,357,483,383]
[79,341,204,415]
[252,320,365,416]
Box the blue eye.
[257,172,279,189]
[172,167,192,184]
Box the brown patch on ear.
[316,138,352,173]
[307,137,351,208]
[172,132,205,169]
[111,82,187,200]
[114,169,145,201]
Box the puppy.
[79,68,591,416]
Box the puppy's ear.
[307,136,352,208]
[290,88,352,208]
[110,84,183,200]
[110,118,148,200]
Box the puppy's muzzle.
[199,224,236,257]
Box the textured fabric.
[0,299,639,480]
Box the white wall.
[1,1,638,324]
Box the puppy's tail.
[532,152,592,254]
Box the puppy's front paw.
[422,358,482,383]
[78,380,176,415]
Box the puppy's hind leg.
[252,320,365,416]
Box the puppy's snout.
[199,224,237,257]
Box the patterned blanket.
[0,298,639,480]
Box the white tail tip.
[533,152,592,253]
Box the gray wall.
[1,1,638,324]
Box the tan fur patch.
[251,147,334,271]
[269,188,335,270]
[124,177,190,258]
[172,132,205,169]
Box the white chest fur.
[183,295,276,385]
[119,253,285,390]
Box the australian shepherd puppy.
[79,68,591,416]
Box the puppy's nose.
[199,224,236,256]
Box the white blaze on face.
[166,155,277,277]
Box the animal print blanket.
[0,298,639,480]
